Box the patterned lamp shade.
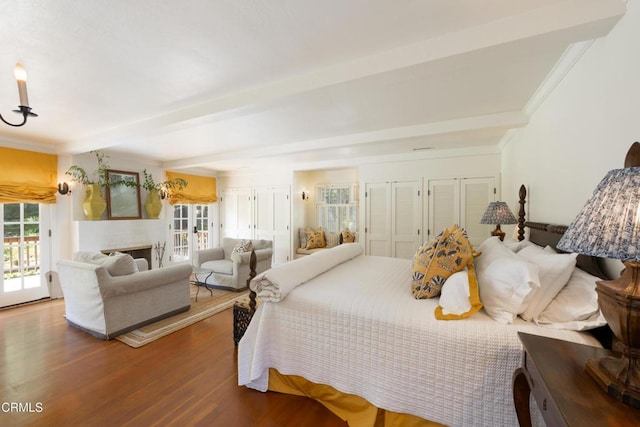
[557,166,640,261]
[556,164,640,407]
[479,202,517,225]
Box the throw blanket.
[251,243,364,302]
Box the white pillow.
[504,239,533,253]
[439,270,471,316]
[74,251,139,276]
[475,236,510,272]
[518,245,577,322]
[477,257,540,324]
[102,253,139,276]
[537,268,607,330]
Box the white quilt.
[238,254,601,427]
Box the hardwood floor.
[0,299,347,427]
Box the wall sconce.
[302,191,310,201]
[58,182,71,195]
[0,62,38,127]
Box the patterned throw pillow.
[341,228,355,243]
[231,240,253,257]
[299,228,308,249]
[325,232,340,248]
[305,228,326,249]
[412,224,474,299]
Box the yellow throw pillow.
[411,224,473,299]
[341,229,355,243]
[305,227,326,249]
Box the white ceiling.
[0,0,626,172]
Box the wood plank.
[0,300,346,426]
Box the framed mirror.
[106,170,142,220]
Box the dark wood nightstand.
[513,332,640,427]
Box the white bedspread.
[238,254,602,427]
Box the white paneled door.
[391,181,422,259]
[254,186,291,265]
[365,180,422,259]
[364,182,391,257]
[220,188,252,239]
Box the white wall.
[502,0,640,225]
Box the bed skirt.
[268,369,445,427]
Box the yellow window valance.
[166,172,217,205]
[0,147,58,204]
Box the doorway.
[1,203,51,307]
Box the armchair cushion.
[201,259,234,275]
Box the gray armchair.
[193,238,273,291]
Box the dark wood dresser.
[513,332,640,427]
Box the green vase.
[145,189,163,219]
[83,184,106,220]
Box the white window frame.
[315,183,358,233]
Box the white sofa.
[57,252,192,339]
[193,238,273,291]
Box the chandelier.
[0,62,37,127]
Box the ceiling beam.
[163,111,529,169]
[60,0,624,155]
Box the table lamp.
[557,142,640,407]
[479,201,517,241]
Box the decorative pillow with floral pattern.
[341,228,355,243]
[231,240,253,257]
[305,228,326,249]
[412,224,474,299]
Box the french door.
[1,203,51,307]
[170,204,214,264]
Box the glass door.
[1,203,50,307]
[170,204,212,264]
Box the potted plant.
[141,169,188,219]
[65,151,111,220]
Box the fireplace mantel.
[73,219,166,269]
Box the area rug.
[115,286,249,348]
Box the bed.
[238,186,610,427]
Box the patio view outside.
[3,203,41,294]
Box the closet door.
[460,177,495,247]
[427,177,495,247]
[272,187,291,264]
[254,186,291,265]
[427,179,459,241]
[365,183,391,257]
[391,181,422,259]
[220,188,252,239]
